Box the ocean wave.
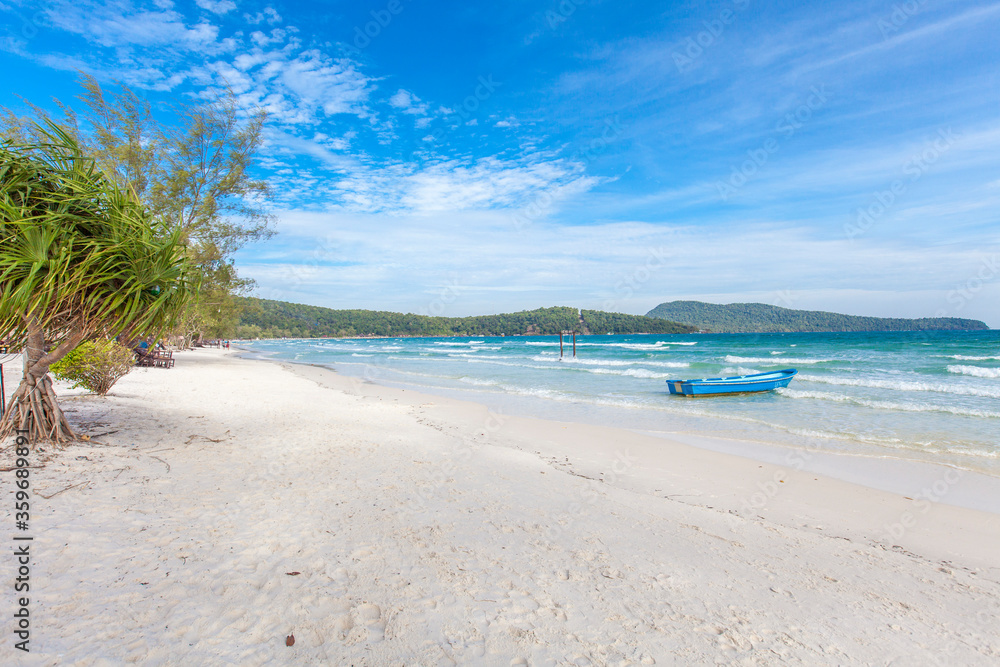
[949,355,1000,361]
[947,365,1000,379]
[725,355,830,365]
[777,388,1000,418]
[585,367,674,379]
[462,356,677,379]
[464,358,556,371]
[719,367,764,377]
[545,341,675,350]
[458,376,498,387]
[798,374,1000,398]
[433,341,485,346]
[523,340,696,349]
[530,356,690,369]
[448,353,527,362]
[351,353,374,357]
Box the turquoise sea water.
[239,331,1000,476]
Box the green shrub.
[50,339,135,395]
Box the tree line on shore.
[646,300,989,333]
[236,299,696,339]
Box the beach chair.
[134,348,157,367]
[152,350,175,369]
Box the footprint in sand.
[353,602,386,642]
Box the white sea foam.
[948,365,1000,379]
[464,358,555,371]
[949,355,1000,361]
[798,373,1000,398]
[523,340,694,349]
[433,341,485,346]
[448,353,525,362]
[351,354,374,357]
[720,367,763,376]
[777,388,1000,418]
[458,376,498,387]
[585,367,674,379]
[530,356,690,369]
[725,355,830,364]
[559,341,674,350]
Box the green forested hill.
[645,301,989,333]
[236,298,696,339]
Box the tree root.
[0,373,76,446]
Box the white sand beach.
[3,348,999,665]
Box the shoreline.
[240,347,1000,517]
[234,330,1000,485]
[4,348,999,664]
[271,356,1000,569]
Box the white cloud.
[245,7,281,25]
[43,1,221,51]
[195,0,236,15]
[337,155,599,215]
[250,28,287,47]
[388,89,428,116]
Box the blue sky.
[2,0,999,325]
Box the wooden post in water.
[559,332,564,359]
[572,332,576,357]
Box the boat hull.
[667,369,797,396]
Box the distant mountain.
[237,298,697,338]
[645,301,989,333]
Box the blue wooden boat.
[667,369,797,396]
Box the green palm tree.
[0,123,195,444]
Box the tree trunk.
[0,319,84,446]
